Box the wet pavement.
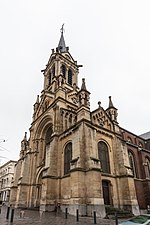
[0,206,122,225]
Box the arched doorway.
[102,180,112,206]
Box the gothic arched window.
[61,64,66,77]
[68,69,72,85]
[64,142,72,175]
[45,127,53,145]
[128,151,137,177]
[98,141,110,174]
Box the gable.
[91,108,113,131]
[34,93,54,120]
[61,51,76,64]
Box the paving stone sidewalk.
[0,206,122,225]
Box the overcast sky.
[0,0,150,164]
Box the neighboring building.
[0,160,17,204]
[120,130,150,211]
[10,29,150,217]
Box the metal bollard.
[65,208,68,219]
[76,209,79,222]
[10,208,14,223]
[115,211,118,225]
[6,206,10,219]
[94,211,97,224]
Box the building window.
[98,141,110,174]
[45,127,53,145]
[64,142,72,175]
[128,151,137,177]
[68,69,72,85]
[61,64,66,77]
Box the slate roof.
[58,31,67,53]
[140,131,150,140]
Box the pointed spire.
[24,132,27,141]
[81,78,87,90]
[58,24,67,53]
[36,95,39,104]
[108,96,114,108]
[106,96,118,123]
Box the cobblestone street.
[0,206,123,225]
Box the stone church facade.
[10,30,150,217]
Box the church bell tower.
[42,25,80,95]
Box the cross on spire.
[60,24,65,34]
[58,24,67,52]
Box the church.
[10,28,150,217]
